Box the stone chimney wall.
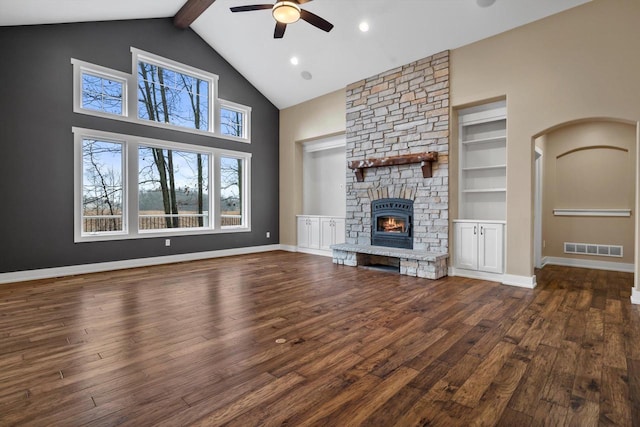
[345,51,449,253]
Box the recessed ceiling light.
[476,0,496,7]
[301,71,312,80]
[359,21,369,32]
[290,56,299,65]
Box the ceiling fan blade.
[274,21,287,38]
[230,4,273,12]
[299,9,333,32]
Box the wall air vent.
[564,242,623,258]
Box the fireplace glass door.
[377,215,407,234]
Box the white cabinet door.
[320,217,346,250]
[297,217,310,248]
[320,218,334,251]
[478,223,504,273]
[454,222,478,270]
[333,218,345,245]
[307,217,320,249]
[297,216,320,249]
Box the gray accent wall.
[0,19,279,273]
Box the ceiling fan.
[230,0,334,39]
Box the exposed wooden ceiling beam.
[174,0,216,29]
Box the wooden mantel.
[348,152,438,182]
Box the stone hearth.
[332,243,448,280]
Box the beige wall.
[539,121,635,264]
[450,0,640,278]
[279,89,346,246]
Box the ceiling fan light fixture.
[272,1,301,24]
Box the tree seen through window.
[137,61,209,131]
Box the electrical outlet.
[165,239,171,247]
[266,231,270,238]
[543,240,546,248]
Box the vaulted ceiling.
[1,0,591,109]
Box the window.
[80,138,125,235]
[220,108,243,137]
[71,59,129,118]
[138,146,209,230]
[219,100,251,140]
[220,156,245,227]
[81,73,124,115]
[74,128,251,242]
[72,49,252,142]
[137,61,209,131]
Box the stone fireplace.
[332,50,450,280]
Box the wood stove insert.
[371,198,413,249]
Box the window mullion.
[126,74,136,122]
[243,157,251,229]
[127,142,138,235]
[213,155,221,229]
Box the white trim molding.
[502,274,537,289]
[543,256,634,273]
[448,267,537,289]
[301,134,346,152]
[296,247,333,257]
[631,288,640,305]
[553,209,631,217]
[0,245,281,285]
[279,244,298,253]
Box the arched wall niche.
[533,118,637,267]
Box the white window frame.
[74,131,129,242]
[218,152,251,230]
[218,99,252,141]
[73,127,252,243]
[71,58,130,119]
[132,48,217,135]
[71,48,252,143]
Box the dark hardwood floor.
[0,251,638,426]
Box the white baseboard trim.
[502,274,537,289]
[280,244,298,253]
[0,244,283,285]
[295,247,333,257]
[631,288,640,305]
[448,267,536,289]
[543,256,634,273]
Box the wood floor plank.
[324,365,420,426]
[508,344,558,416]
[0,254,636,426]
[466,356,529,427]
[290,374,383,426]
[627,358,640,426]
[189,371,306,426]
[599,366,632,426]
[540,339,580,407]
[452,340,516,408]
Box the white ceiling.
[1,0,590,109]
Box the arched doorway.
[532,119,638,297]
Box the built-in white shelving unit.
[454,100,507,278]
[458,101,507,221]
